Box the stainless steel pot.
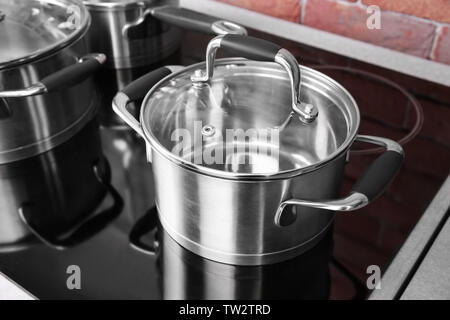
[113,35,404,265]
[83,0,246,127]
[0,119,123,253]
[83,0,247,69]
[0,0,106,164]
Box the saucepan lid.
[0,0,90,69]
[139,35,360,179]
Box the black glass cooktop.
[0,126,337,300]
[0,29,448,300]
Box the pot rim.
[140,58,361,181]
[0,95,98,164]
[0,0,91,70]
[83,0,154,11]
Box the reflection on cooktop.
[131,207,333,300]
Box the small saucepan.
[113,35,404,265]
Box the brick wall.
[217,0,450,64]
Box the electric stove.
[0,28,448,300]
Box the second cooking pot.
[0,0,105,164]
[83,0,247,127]
[113,35,404,265]
[83,0,247,69]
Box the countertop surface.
[370,176,450,300]
[401,209,450,300]
[0,272,34,300]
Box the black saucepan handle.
[41,54,106,93]
[220,34,282,62]
[121,67,172,102]
[113,66,181,140]
[151,6,247,36]
[18,160,123,250]
[276,135,404,219]
[351,150,404,202]
[0,54,106,98]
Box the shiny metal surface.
[275,49,318,123]
[0,0,90,69]
[112,64,183,139]
[276,134,405,216]
[192,42,318,123]
[0,83,47,98]
[190,36,317,123]
[0,8,99,164]
[0,120,107,250]
[84,0,246,69]
[127,207,332,298]
[83,0,149,9]
[357,134,405,155]
[276,193,368,228]
[95,63,154,127]
[115,49,404,265]
[157,221,332,299]
[113,93,145,137]
[152,149,342,265]
[114,56,359,264]
[84,0,180,69]
[0,54,106,98]
[211,20,247,36]
[141,58,359,180]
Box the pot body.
[84,0,180,69]
[84,0,180,126]
[0,37,98,164]
[151,148,346,265]
[115,37,404,266]
[0,119,107,249]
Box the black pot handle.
[350,150,403,202]
[0,54,106,98]
[122,67,173,102]
[191,35,318,123]
[18,160,123,250]
[276,135,404,225]
[123,5,247,39]
[221,34,282,62]
[129,207,159,255]
[112,66,183,138]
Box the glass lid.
[142,59,360,178]
[0,0,90,69]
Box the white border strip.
[180,0,450,87]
